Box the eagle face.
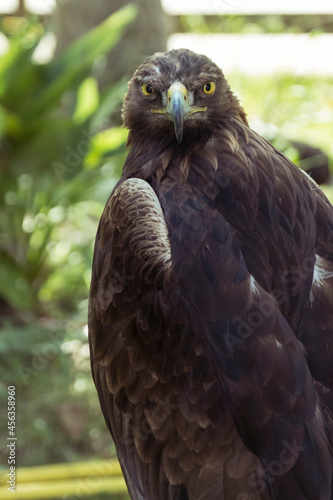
[122,48,246,145]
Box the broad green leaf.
[84,127,128,168]
[23,4,137,117]
[73,77,99,124]
[90,77,128,130]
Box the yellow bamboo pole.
[0,459,122,483]
[0,476,127,499]
[0,460,128,499]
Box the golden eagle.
[88,49,333,499]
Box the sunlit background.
[0,0,332,498]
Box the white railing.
[168,33,333,75]
[163,0,333,75]
[162,0,333,15]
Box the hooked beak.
[151,82,207,144]
[166,82,189,144]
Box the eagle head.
[122,48,247,146]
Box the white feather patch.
[312,255,333,288]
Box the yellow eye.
[142,83,154,96]
[203,81,216,94]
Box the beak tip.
[175,129,183,143]
[167,85,187,145]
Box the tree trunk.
[53,0,170,87]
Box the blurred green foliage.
[0,5,135,493]
[179,13,333,34]
[0,6,135,315]
[228,73,333,160]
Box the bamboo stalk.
[0,476,127,499]
[0,459,122,484]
